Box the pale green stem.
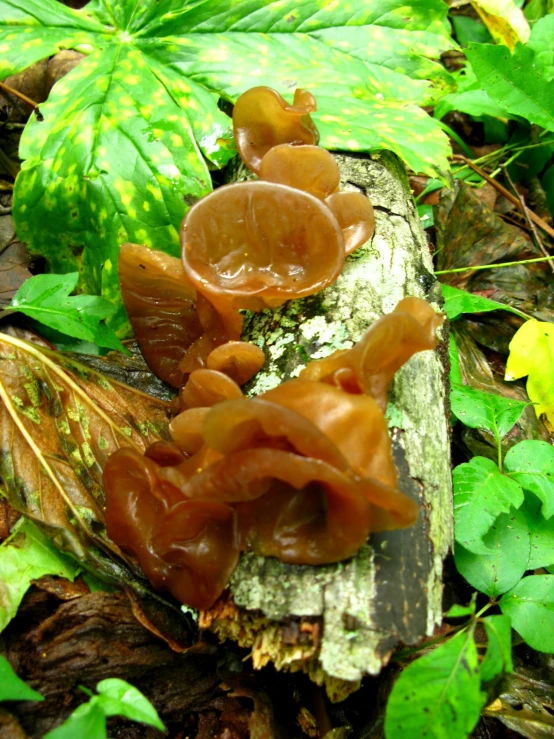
[435,255,554,274]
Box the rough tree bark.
[199,151,453,701]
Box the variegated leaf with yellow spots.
[5,0,454,333]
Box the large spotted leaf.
[6,0,454,334]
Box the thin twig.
[503,165,554,273]
[452,154,554,240]
[435,255,554,275]
[0,80,40,111]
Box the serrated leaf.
[505,319,554,426]
[7,0,454,332]
[384,627,484,739]
[96,679,164,731]
[466,41,554,133]
[9,273,128,353]
[470,0,530,48]
[454,508,529,596]
[0,331,171,571]
[450,384,527,440]
[480,614,513,684]
[0,654,44,702]
[453,457,524,554]
[441,284,525,321]
[504,440,554,519]
[434,64,512,122]
[0,518,80,633]
[500,575,554,652]
[0,1,107,80]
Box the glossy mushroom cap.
[259,144,340,200]
[300,297,444,409]
[181,181,345,313]
[206,341,266,386]
[103,447,239,610]
[233,86,319,174]
[118,243,202,387]
[325,192,375,256]
[179,368,243,410]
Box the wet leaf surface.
[0,330,172,572]
[435,182,554,321]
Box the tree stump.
[200,152,453,701]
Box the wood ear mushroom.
[108,86,443,611]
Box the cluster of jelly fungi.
[108,86,443,610]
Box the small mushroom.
[206,341,266,386]
[144,440,189,467]
[300,297,444,409]
[151,498,239,610]
[233,86,319,174]
[169,407,209,455]
[118,243,203,387]
[325,191,375,256]
[179,368,243,410]
[259,144,340,200]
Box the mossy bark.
[202,152,453,701]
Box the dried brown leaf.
[0,332,172,569]
[436,181,554,322]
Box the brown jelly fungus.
[104,298,442,610]
[181,181,345,313]
[325,191,375,255]
[119,243,202,387]
[233,86,319,174]
[108,86,440,611]
[206,341,266,386]
[259,144,340,200]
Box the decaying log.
[201,151,453,700]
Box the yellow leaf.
[471,0,530,49]
[505,319,554,425]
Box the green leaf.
[523,493,554,568]
[504,440,554,519]
[480,614,513,683]
[451,15,493,46]
[500,575,554,652]
[526,14,554,77]
[0,518,80,633]
[384,627,484,739]
[524,0,554,23]
[9,273,128,353]
[0,655,44,703]
[96,679,164,730]
[441,284,525,321]
[453,457,525,554]
[8,0,454,333]
[417,203,434,229]
[449,332,463,386]
[44,699,107,739]
[466,41,554,132]
[434,65,512,121]
[445,599,476,618]
[454,508,530,596]
[0,1,107,79]
[43,680,164,739]
[450,384,527,440]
